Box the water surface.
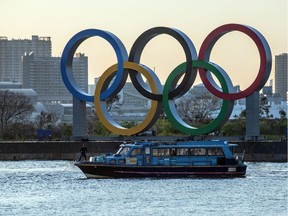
[0,161,287,215]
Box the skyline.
[0,0,287,89]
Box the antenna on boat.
[241,150,246,161]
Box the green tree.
[155,118,181,136]
[92,119,111,136]
[221,119,246,136]
[121,121,137,129]
[52,123,72,140]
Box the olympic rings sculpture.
[61,24,272,136]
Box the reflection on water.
[0,161,287,216]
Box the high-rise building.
[22,52,88,105]
[0,35,51,83]
[275,53,287,101]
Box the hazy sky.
[0,0,287,89]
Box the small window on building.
[190,148,206,156]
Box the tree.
[176,94,220,126]
[221,119,246,136]
[279,109,287,120]
[155,117,181,136]
[0,90,33,138]
[3,121,35,140]
[92,119,112,136]
[35,111,58,130]
[121,121,137,129]
[239,110,246,119]
[53,123,72,140]
[260,96,272,118]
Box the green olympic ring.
[163,60,234,135]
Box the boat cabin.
[91,140,242,167]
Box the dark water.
[0,161,287,216]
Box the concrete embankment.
[234,141,287,162]
[0,140,286,162]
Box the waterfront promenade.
[0,138,286,162]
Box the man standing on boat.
[78,144,88,161]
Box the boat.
[74,140,247,178]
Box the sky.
[0,0,287,90]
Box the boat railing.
[235,150,245,163]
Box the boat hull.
[75,162,247,178]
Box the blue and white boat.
[75,140,247,178]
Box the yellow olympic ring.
[94,62,162,135]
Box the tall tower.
[0,35,51,83]
[22,52,88,105]
[275,53,287,101]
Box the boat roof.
[121,140,238,148]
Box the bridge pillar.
[245,91,260,141]
[72,96,87,140]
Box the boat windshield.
[116,146,130,155]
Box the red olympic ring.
[199,24,272,100]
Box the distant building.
[92,78,150,117]
[275,53,287,101]
[5,88,38,105]
[187,83,245,105]
[22,52,88,105]
[0,35,51,83]
[0,81,22,89]
[262,86,273,96]
[88,84,96,95]
[49,103,93,123]
[119,82,150,113]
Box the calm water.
[0,161,287,216]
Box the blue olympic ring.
[61,29,128,102]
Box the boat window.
[176,148,189,156]
[116,147,130,155]
[119,159,125,164]
[152,148,170,157]
[110,159,116,164]
[190,148,206,156]
[171,148,176,156]
[207,148,224,156]
[130,148,142,156]
[145,147,150,154]
[229,147,234,154]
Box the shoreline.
[0,140,286,162]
